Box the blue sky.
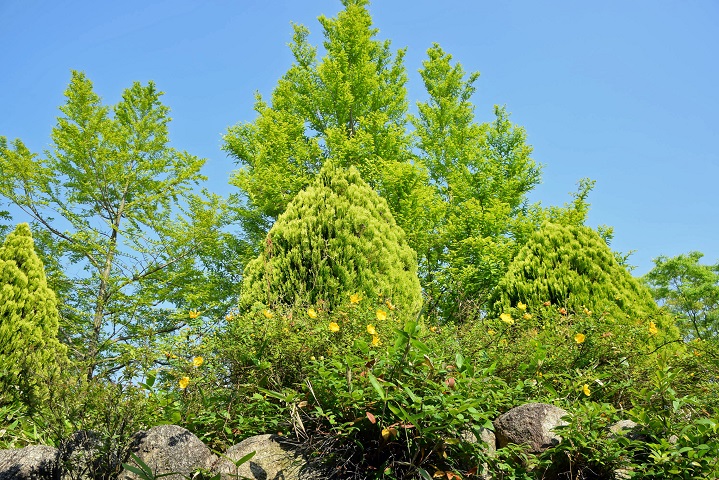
[1,0,717,275]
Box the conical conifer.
[0,223,66,406]
[491,223,676,337]
[240,163,422,321]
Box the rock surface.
[120,425,216,480]
[0,445,58,480]
[213,434,310,480]
[493,402,569,453]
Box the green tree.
[491,223,676,338]
[0,72,233,379]
[223,0,438,276]
[0,223,66,407]
[240,163,422,319]
[412,44,543,322]
[644,251,719,340]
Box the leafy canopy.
[644,251,719,341]
[0,72,233,379]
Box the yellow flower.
[517,302,527,311]
[583,307,592,316]
[487,329,496,336]
[192,356,204,367]
[329,322,340,333]
[178,377,190,389]
[366,324,377,335]
[385,300,396,311]
[263,309,273,319]
[522,313,532,320]
[371,335,381,346]
[582,384,591,396]
[574,333,586,344]
[189,310,200,319]
[648,321,658,336]
[429,326,438,333]
[376,309,387,321]
[500,313,514,325]
[225,313,234,321]
[350,293,362,304]
[308,308,318,319]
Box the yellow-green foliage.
[0,223,66,407]
[240,163,422,320]
[229,164,421,387]
[491,222,677,340]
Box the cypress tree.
[0,223,66,406]
[240,163,422,321]
[491,223,676,336]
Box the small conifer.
[240,163,422,321]
[0,223,66,406]
[491,223,676,337]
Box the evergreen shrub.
[0,223,66,408]
[227,163,423,387]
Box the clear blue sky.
[1,0,717,275]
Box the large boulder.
[120,425,216,480]
[212,434,312,480]
[493,403,569,453]
[0,445,58,480]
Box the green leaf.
[455,353,465,372]
[368,372,386,401]
[417,467,433,480]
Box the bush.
[239,163,422,321]
[0,223,67,408]
[490,223,677,342]
[265,320,525,479]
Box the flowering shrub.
[273,320,521,479]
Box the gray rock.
[120,425,216,480]
[460,428,496,455]
[459,428,496,480]
[478,428,496,456]
[212,434,311,480]
[493,403,569,453]
[0,445,58,480]
[609,419,646,441]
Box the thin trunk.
[86,196,125,380]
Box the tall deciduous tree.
[0,223,66,407]
[644,252,719,340]
[223,0,439,275]
[412,44,543,322]
[0,72,233,379]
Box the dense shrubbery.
[1,216,718,478]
